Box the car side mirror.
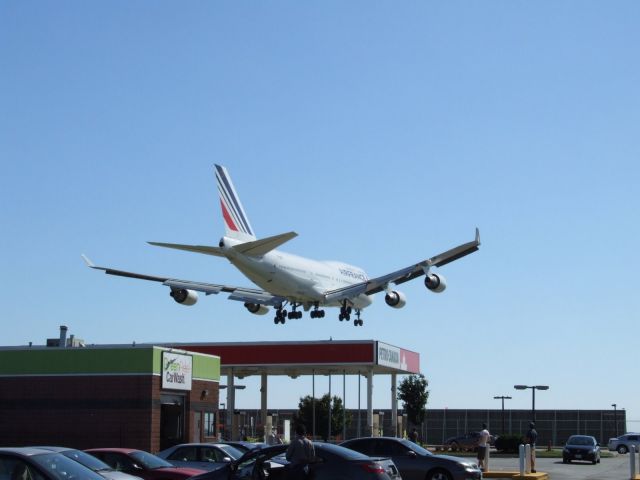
[222,457,232,463]
[407,451,417,458]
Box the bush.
[495,434,522,453]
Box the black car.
[341,437,481,480]
[191,443,401,480]
[562,435,600,464]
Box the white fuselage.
[221,236,373,309]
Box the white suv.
[608,433,640,454]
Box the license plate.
[575,454,582,459]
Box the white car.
[608,433,640,454]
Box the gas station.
[166,339,420,440]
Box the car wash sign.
[162,351,192,391]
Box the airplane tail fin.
[215,164,256,242]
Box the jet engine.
[170,288,198,306]
[384,291,407,309]
[244,302,269,315]
[424,273,447,293]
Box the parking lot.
[486,454,631,480]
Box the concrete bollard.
[631,445,637,479]
[525,444,532,474]
[519,444,525,476]
[485,443,490,472]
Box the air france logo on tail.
[215,165,255,240]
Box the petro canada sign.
[376,341,420,373]
[162,351,193,391]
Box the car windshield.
[402,439,433,456]
[218,445,243,459]
[61,450,113,472]
[30,453,105,480]
[567,436,595,446]
[130,451,174,469]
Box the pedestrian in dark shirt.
[409,427,419,443]
[525,422,539,473]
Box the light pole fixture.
[514,385,549,422]
[493,395,512,434]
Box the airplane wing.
[323,228,480,303]
[81,255,286,306]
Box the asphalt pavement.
[485,454,632,480]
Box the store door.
[160,394,185,450]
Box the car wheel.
[562,458,568,464]
[427,468,453,480]
[618,445,629,454]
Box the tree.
[294,394,351,441]
[397,374,429,429]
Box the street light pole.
[514,385,549,422]
[494,395,512,434]
[612,403,618,437]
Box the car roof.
[85,448,140,454]
[0,447,59,457]
[32,447,74,453]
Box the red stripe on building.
[181,343,375,365]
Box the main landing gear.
[338,302,364,326]
[273,307,287,324]
[310,304,326,318]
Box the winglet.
[475,227,481,245]
[81,254,95,268]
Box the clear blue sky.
[2,2,639,431]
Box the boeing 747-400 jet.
[83,165,480,326]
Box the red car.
[85,448,206,480]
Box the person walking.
[525,422,539,473]
[477,423,490,471]
[286,424,315,479]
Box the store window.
[204,412,216,436]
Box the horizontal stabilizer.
[232,231,298,256]
[148,242,225,257]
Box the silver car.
[156,443,243,471]
[35,447,142,480]
[0,447,106,480]
[608,433,640,454]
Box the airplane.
[83,164,480,326]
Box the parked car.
[0,447,106,480]
[218,442,264,454]
[191,442,402,480]
[156,443,243,471]
[341,437,482,480]
[85,448,206,480]
[608,433,640,454]
[562,435,600,464]
[444,432,496,452]
[35,447,142,480]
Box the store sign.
[162,352,192,391]
[376,342,420,373]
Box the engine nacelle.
[244,302,269,315]
[170,288,198,306]
[425,273,447,293]
[384,290,407,309]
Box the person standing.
[286,424,315,479]
[409,428,419,444]
[525,422,539,473]
[477,423,490,471]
